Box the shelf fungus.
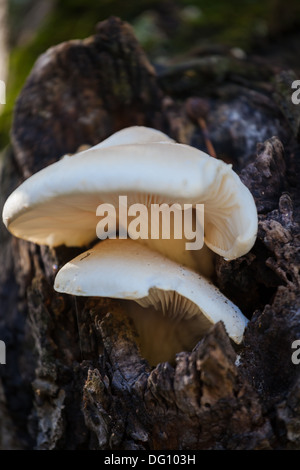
[2,126,257,278]
[54,238,248,365]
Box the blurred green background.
[0,0,300,149]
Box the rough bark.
[0,16,300,450]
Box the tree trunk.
[0,0,8,113]
[0,16,299,450]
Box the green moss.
[0,0,161,148]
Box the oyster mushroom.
[54,238,248,365]
[2,126,257,276]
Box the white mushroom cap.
[91,125,175,148]
[2,125,257,262]
[54,239,248,357]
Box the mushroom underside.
[7,191,215,276]
[118,288,214,365]
[53,238,248,363]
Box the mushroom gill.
[2,125,258,278]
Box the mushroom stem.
[124,300,211,366]
[137,237,214,279]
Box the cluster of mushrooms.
[2,126,258,365]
